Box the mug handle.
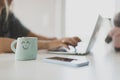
[11,40,17,52]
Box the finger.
[73,36,81,42]
[62,38,79,47]
[60,43,70,49]
[68,37,81,46]
[62,38,76,47]
[71,38,78,46]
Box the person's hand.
[46,37,57,40]
[47,36,81,50]
[60,36,81,47]
[113,32,120,48]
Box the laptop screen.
[86,14,103,53]
[75,14,103,54]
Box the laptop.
[48,14,103,55]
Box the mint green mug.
[11,37,38,61]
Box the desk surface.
[0,19,120,80]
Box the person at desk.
[105,12,120,51]
[0,0,81,53]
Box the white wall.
[12,0,64,38]
[65,0,115,39]
[94,0,115,18]
[115,0,120,13]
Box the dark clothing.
[105,35,112,44]
[105,35,120,51]
[105,27,120,52]
[115,48,120,52]
[0,9,30,39]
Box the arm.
[0,36,81,53]
[0,37,51,53]
[27,31,57,40]
[0,38,15,53]
[37,40,66,50]
[38,37,81,50]
[27,32,81,50]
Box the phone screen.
[47,57,77,62]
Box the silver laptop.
[49,14,103,55]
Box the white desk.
[0,19,120,80]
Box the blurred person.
[105,12,120,51]
[0,0,81,53]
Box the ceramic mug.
[11,37,38,61]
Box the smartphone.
[43,56,89,67]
